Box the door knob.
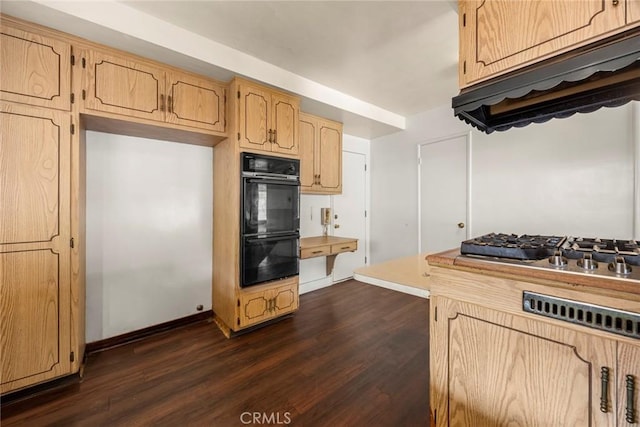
[334,224,340,229]
[458,222,465,229]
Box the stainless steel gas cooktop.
[460,233,640,281]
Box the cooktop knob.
[548,250,567,267]
[577,253,598,270]
[608,256,632,275]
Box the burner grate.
[523,291,640,340]
[461,233,565,260]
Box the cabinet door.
[166,72,225,133]
[459,0,626,86]
[239,289,271,328]
[629,0,640,24]
[238,280,298,329]
[83,48,166,122]
[317,120,342,193]
[618,343,640,427]
[299,114,317,191]
[238,82,270,152]
[0,24,71,110]
[0,102,71,394]
[272,284,298,317]
[270,93,299,156]
[431,297,616,427]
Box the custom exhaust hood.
[452,31,640,134]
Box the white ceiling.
[1,1,460,138]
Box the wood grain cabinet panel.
[270,92,298,155]
[166,73,225,133]
[0,23,70,110]
[459,0,629,87]
[629,0,640,24]
[299,112,342,194]
[618,343,640,427]
[431,297,617,427]
[83,49,165,122]
[235,78,299,156]
[0,102,72,394]
[238,279,298,328]
[0,250,70,389]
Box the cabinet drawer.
[331,241,357,254]
[300,245,331,259]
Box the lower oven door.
[241,233,299,287]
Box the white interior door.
[419,134,469,253]
[332,151,367,281]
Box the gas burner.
[577,253,598,271]
[459,233,640,281]
[548,250,568,268]
[608,256,632,275]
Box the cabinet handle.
[627,374,636,424]
[168,95,173,113]
[613,0,619,5]
[160,94,165,112]
[600,367,610,413]
[272,129,277,144]
[268,129,273,143]
[311,250,324,254]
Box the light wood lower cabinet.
[431,296,616,427]
[629,0,640,24]
[238,278,299,328]
[0,20,71,111]
[618,343,640,427]
[0,102,73,394]
[299,112,342,194]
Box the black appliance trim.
[452,29,640,134]
[523,291,640,340]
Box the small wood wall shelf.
[300,236,358,275]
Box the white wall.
[86,132,213,342]
[370,103,638,263]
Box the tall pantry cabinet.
[0,16,84,394]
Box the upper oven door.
[242,177,300,236]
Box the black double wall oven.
[240,152,300,287]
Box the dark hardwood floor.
[1,280,430,426]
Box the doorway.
[332,150,368,281]
[418,133,470,253]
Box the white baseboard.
[299,276,333,295]
[353,274,430,299]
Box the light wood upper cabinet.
[1,102,72,394]
[235,78,299,156]
[238,279,298,328]
[459,0,633,87]
[82,47,226,134]
[0,21,71,110]
[83,48,165,122]
[166,72,225,133]
[299,112,342,194]
[432,296,617,427]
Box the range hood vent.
[452,31,640,134]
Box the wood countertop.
[354,253,431,297]
[427,249,640,297]
[300,236,358,248]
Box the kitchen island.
[427,249,640,427]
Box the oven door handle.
[245,235,299,244]
[245,177,300,186]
